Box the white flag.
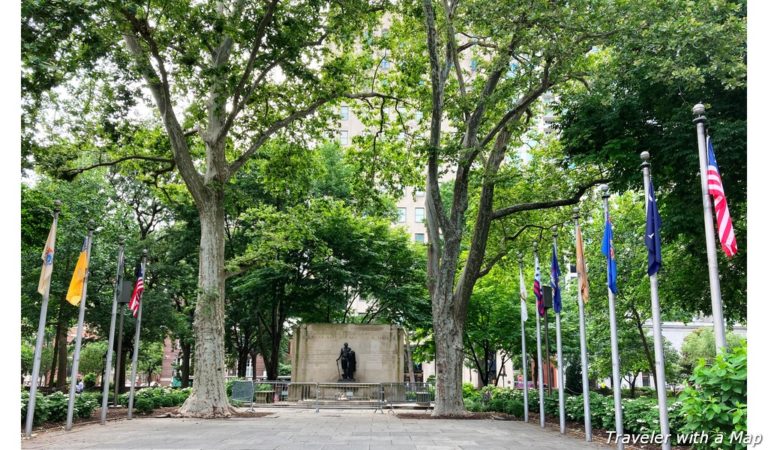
[37,220,57,295]
[519,265,528,321]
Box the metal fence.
[228,381,435,412]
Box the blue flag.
[645,178,662,275]
[601,217,618,294]
[551,244,561,313]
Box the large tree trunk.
[179,192,234,417]
[180,341,192,388]
[237,349,248,378]
[432,287,466,416]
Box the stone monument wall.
[290,324,404,383]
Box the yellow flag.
[576,224,589,303]
[37,220,57,295]
[66,238,89,306]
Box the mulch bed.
[22,406,272,436]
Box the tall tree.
[23,0,391,417]
[400,0,745,416]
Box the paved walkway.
[22,408,610,449]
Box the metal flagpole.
[25,200,61,437]
[573,207,592,441]
[128,250,148,419]
[101,238,125,424]
[640,153,672,450]
[692,103,727,352]
[599,185,624,450]
[518,256,529,423]
[114,303,125,405]
[533,243,545,428]
[66,221,96,431]
[553,231,566,434]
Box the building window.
[397,207,406,223]
[339,130,349,146]
[415,207,425,223]
[414,233,425,243]
[340,105,349,121]
[415,111,423,122]
[415,190,425,197]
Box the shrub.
[134,397,155,414]
[83,373,97,390]
[21,391,49,426]
[74,394,98,419]
[679,343,747,449]
[45,392,69,423]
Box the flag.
[601,216,618,294]
[519,265,528,322]
[551,244,561,313]
[575,223,589,303]
[37,219,57,295]
[645,177,662,276]
[66,238,89,306]
[534,257,544,317]
[128,265,145,318]
[707,136,738,257]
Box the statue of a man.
[336,342,352,380]
[347,350,356,381]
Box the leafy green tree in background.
[557,0,747,322]
[680,328,746,378]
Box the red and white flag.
[707,136,737,257]
[128,266,145,318]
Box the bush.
[21,391,49,426]
[74,394,98,419]
[679,343,747,449]
[45,392,69,423]
[83,373,97,390]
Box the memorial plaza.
[22,408,608,450]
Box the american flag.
[534,257,544,317]
[128,266,145,318]
[707,136,737,257]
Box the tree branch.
[491,178,609,220]
[60,155,175,179]
[479,58,553,148]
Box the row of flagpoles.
[24,217,148,437]
[515,104,737,449]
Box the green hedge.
[22,387,192,425]
[463,346,747,447]
[21,391,99,426]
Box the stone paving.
[22,408,611,449]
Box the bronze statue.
[336,343,356,381]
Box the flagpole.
[553,231,566,434]
[518,255,529,423]
[640,153,672,450]
[128,249,147,420]
[101,238,125,424]
[599,185,624,450]
[573,207,592,441]
[66,221,95,432]
[114,303,125,405]
[692,103,727,352]
[533,242,546,428]
[25,200,61,437]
